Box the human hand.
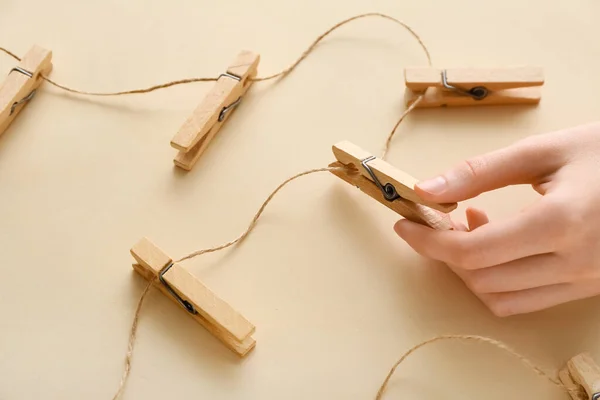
[393,122,600,316]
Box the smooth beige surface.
[1,1,600,399]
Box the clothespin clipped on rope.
[328,140,457,230]
[130,237,256,356]
[560,353,600,400]
[404,67,544,108]
[170,51,260,171]
[0,45,52,136]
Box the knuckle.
[449,240,481,269]
[562,263,581,282]
[539,197,578,247]
[568,260,598,281]
[563,206,587,233]
[514,135,552,160]
[464,272,487,293]
[514,135,541,151]
[460,157,488,181]
[585,263,600,280]
[543,195,568,220]
[448,250,469,269]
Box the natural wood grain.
[559,366,588,400]
[565,353,600,399]
[130,237,256,356]
[404,67,544,91]
[171,51,259,170]
[332,141,457,213]
[226,51,261,79]
[404,86,542,108]
[171,76,240,152]
[0,45,52,136]
[329,161,453,230]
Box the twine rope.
[1,13,426,158]
[121,166,575,400]
[0,13,431,96]
[4,13,572,400]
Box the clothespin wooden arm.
[329,141,457,231]
[405,67,544,92]
[0,45,52,136]
[332,141,456,213]
[559,353,600,400]
[130,237,256,356]
[404,66,544,108]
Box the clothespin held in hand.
[329,140,457,230]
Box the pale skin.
[393,122,600,316]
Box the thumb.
[414,136,564,203]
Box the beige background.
[1,1,600,399]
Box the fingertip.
[466,206,487,215]
[393,218,455,262]
[466,207,490,231]
[393,219,410,236]
[393,219,424,238]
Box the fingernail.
[417,176,447,195]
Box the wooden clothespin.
[328,140,457,230]
[404,67,544,108]
[170,51,260,171]
[130,237,256,356]
[559,353,600,400]
[0,45,52,136]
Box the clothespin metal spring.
[159,262,198,315]
[216,72,243,122]
[218,97,242,121]
[8,67,37,116]
[361,156,401,202]
[441,70,488,100]
[10,90,36,116]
